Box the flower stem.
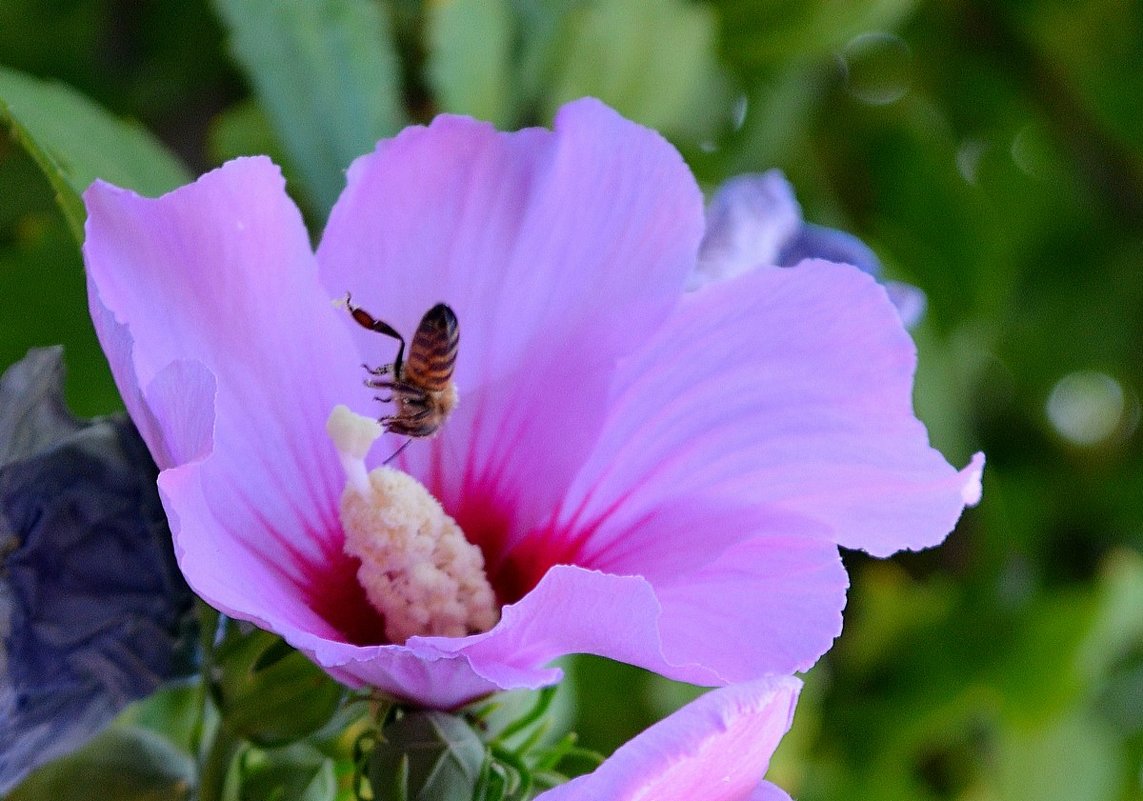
[190,601,221,757]
[198,725,241,801]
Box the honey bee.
[344,297,459,438]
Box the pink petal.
[652,531,848,678]
[416,565,721,689]
[750,783,795,801]
[490,501,847,681]
[563,258,982,560]
[84,158,388,645]
[536,677,801,801]
[315,98,705,557]
[413,531,840,690]
[159,442,517,707]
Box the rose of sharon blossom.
[695,170,927,327]
[83,98,982,709]
[537,676,801,801]
[0,348,192,794]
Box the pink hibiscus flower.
[83,98,982,709]
[536,676,801,801]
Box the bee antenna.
[382,438,413,466]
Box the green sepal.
[237,744,338,801]
[368,711,486,801]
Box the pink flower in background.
[83,98,982,709]
[694,170,927,327]
[536,676,801,801]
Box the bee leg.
[362,362,393,377]
[344,294,407,376]
[364,379,424,396]
[363,377,406,390]
[398,399,433,423]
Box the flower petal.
[418,565,725,689]
[694,171,802,289]
[750,782,795,801]
[777,221,882,276]
[652,532,848,678]
[535,676,801,801]
[83,158,384,645]
[696,170,927,327]
[491,500,846,681]
[883,279,928,329]
[419,538,837,691]
[564,258,982,560]
[315,98,705,553]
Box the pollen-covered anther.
[326,406,499,644]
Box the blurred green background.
[2,0,1141,799]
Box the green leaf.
[212,0,407,215]
[0,67,191,243]
[542,0,728,141]
[369,711,486,801]
[212,628,345,748]
[426,0,516,127]
[713,0,921,69]
[508,0,587,116]
[1076,548,1143,682]
[0,205,122,416]
[989,710,1122,801]
[118,683,203,756]
[8,727,194,801]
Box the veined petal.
[696,170,927,328]
[564,259,982,560]
[416,565,720,690]
[0,347,78,460]
[653,532,848,678]
[83,158,378,643]
[535,677,801,801]
[422,539,837,691]
[491,504,846,682]
[316,97,705,554]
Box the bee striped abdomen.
[404,303,459,391]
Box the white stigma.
[325,406,499,644]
